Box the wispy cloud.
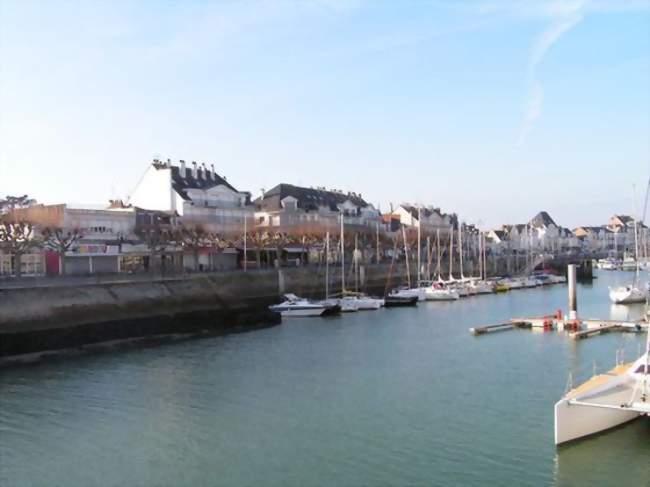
[437,0,649,145]
[518,0,588,145]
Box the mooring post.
[278,269,285,295]
[568,264,577,320]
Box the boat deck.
[565,363,633,400]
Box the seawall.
[0,264,404,361]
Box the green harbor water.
[1,271,648,486]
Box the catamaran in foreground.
[554,329,649,445]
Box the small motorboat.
[269,294,340,317]
[383,295,418,307]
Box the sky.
[0,0,649,229]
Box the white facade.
[128,159,255,234]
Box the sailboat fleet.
[270,211,566,317]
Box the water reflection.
[553,418,650,487]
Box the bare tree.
[135,225,175,275]
[41,227,83,275]
[0,220,41,277]
[0,195,36,215]
[176,224,212,271]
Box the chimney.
[180,160,187,178]
[191,161,198,179]
[210,164,216,181]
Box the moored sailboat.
[554,328,650,445]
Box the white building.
[255,184,381,232]
[393,204,453,236]
[4,203,137,275]
[574,226,615,253]
[129,159,254,235]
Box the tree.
[135,224,175,275]
[0,195,36,215]
[0,220,41,277]
[176,224,212,271]
[243,231,271,269]
[41,227,83,275]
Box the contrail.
[518,0,588,146]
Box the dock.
[470,321,529,335]
[570,324,622,340]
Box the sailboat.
[554,327,650,445]
[448,222,470,297]
[335,214,359,312]
[609,194,647,304]
[337,215,384,310]
[388,221,429,301]
[468,231,494,294]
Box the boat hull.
[554,388,641,445]
[609,287,646,304]
[384,296,418,307]
[270,307,327,317]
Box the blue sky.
[1,0,648,228]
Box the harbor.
[0,269,647,486]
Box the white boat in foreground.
[609,285,647,304]
[554,335,649,445]
[269,294,339,317]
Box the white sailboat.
[336,214,359,312]
[609,194,647,304]
[554,328,650,445]
[609,285,646,304]
[469,231,494,294]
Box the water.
[1,271,648,486]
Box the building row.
[2,159,645,277]
[1,159,457,277]
[485,212,646,255]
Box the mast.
[417,206,421,286]
[634,184,640,284]
[325,231,330,299]
[426,236,431,281]
[458,221,464,280]
[448,227,454,281]
[402,224,411,288]
[478,231,483,279]
[354,233,359,293]
[340,212,345,293]
[643,325,649,400]
[376,220,380,264]
[482,232,487,280]
[243,214,247,272]
[436,229,442,282]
